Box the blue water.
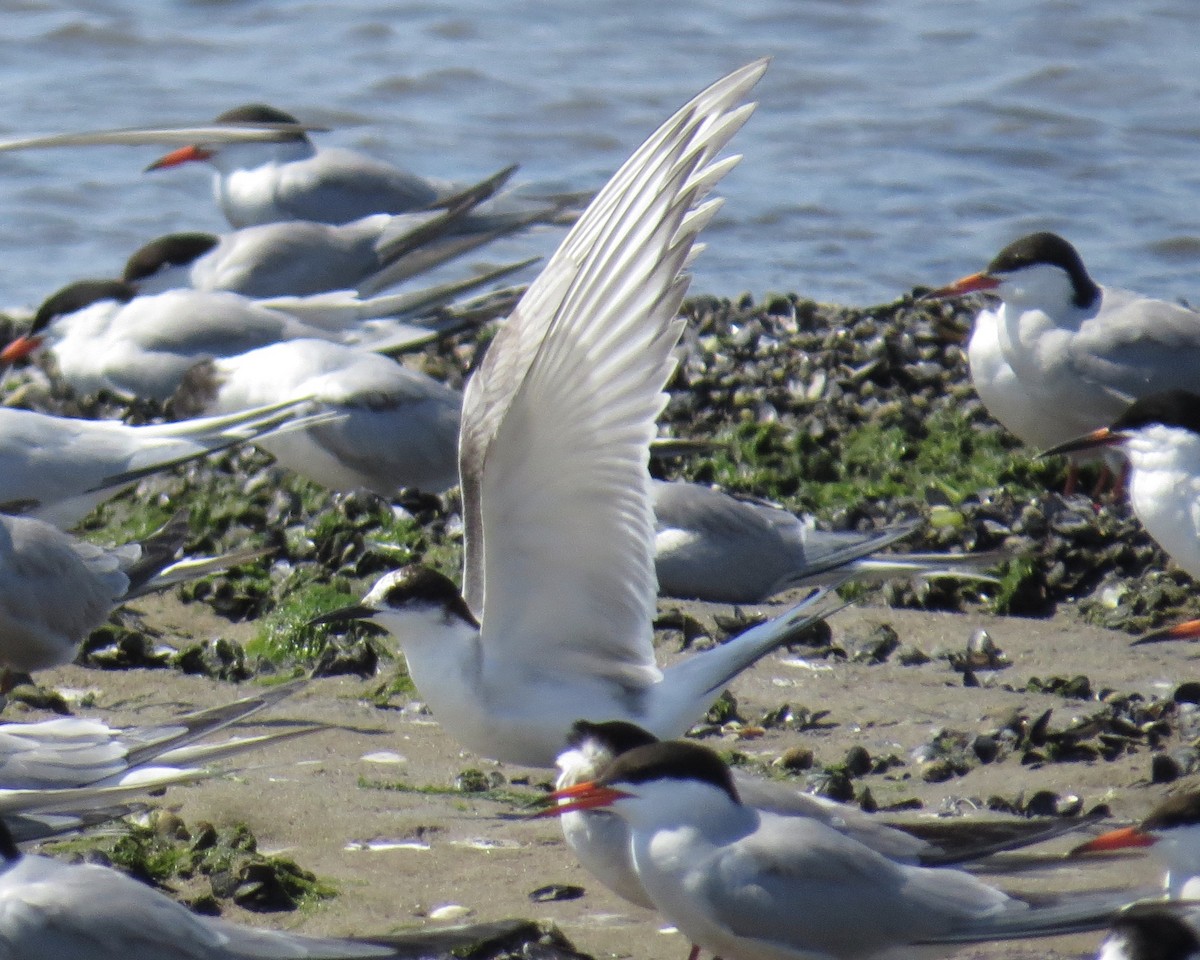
[3,0,1200,309]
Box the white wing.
[457,62,764,690]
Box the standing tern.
[312,60,845,769]
[144,103,577,230]
[126,164,561,299]
[0,399,309,528]
[1041,390,1200,644]
[542,739,1140,960]
[553,720,1095,912]
[929,232,1200,451]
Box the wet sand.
[27,588,1191,960]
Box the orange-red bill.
[0,334,42,365]
[923,272,1001,300]
[1132,618,1200,646]
[1071,825,1156,855]
[533,781,632,817]
[144,144,214,172]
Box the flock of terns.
[3,56,1200,959]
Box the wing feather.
[457,61,765,682]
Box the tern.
[553,720,1096,911]
[0,399,309,528]
[1073,790,1200,899]
[312,60,848,768]
[0,680,314,838]
[928,232,1200,452]
[126,164,562,299]
[0,272,521,402]
[144,103,579,230]
[1041,390,1200,644]
[172,339,462,497]
[651,482,999,602]
[0,511,257,680]
[0,819,462,959]
[542,739,1140,960]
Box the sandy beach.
[27,585,1191,960]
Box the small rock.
[1174,682,1200,705]
[776,746,815,772]
[843,746,872,777]
[528,884,586,903]
[1152,753,1183,784]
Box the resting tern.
[312,61,846,768]
[0,510,254,679]
[126,164,561,299]
[929,232,1200,450]
[543,739,1138,960]
[0,273,519,402]
[651,482,998,602]
[0,821,441,959]
[553,720,1096,911]
[144,102,575,230]
[0,399,308,528]
[172,339,462,497]
[1073,790,1200,899]
[0,680,313,835]
[171,337,1008,555]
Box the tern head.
[123,232,220,284]
[1073,791,1200,897]
[556,720,660,787]
[145,104,313,173]
[1101,904,1200,960]
[1,279,135,365]
[541,740,741,820]
[310,566,478,640]
[1040,389,1200,460]
[928,232,1100,313]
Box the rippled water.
[3,0,1200,309]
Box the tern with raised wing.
[312,61,845,768]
